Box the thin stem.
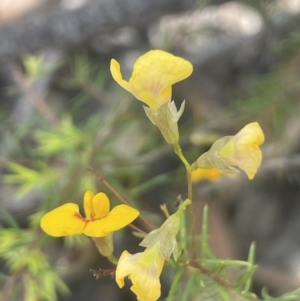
[187,261,261,301]
[90,168,155,230]
[188,260,234,288]
[12,67,60,126]
[0,269,23,301]
[129,223,147,235]
[186,171,197,260]
[174,145,190,170]
[173,145,197,260]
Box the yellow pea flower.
[116,245,165,301]
[40,191,139,237]
[110,50,193,111]
[115,199,190,300]
[218,122,264,179]
[195,122,264,180]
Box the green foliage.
[23,54,49,80]
[262,288,300,301]
[59,53,107,90]
[2,43,300,301]
[0,228,69,301]
[166,206,257,301]
[1,52,163,301]
[165,206,300,301]
[4,162,58,198]
[35,116,85,156]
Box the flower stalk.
[173,144,197,260]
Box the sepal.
[139,199,190,260]
[92,234,114,257]
[144,101,185,146]
[195,136,239,175]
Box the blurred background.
[1,0,300,300]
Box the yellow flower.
[110,50,193,111]
[40,191,139,237]
[116,245,165,301]
[191,168,223,182]
[196,122,265,180]
[218,122,264,179]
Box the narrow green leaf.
[182,272,197,301]
[244,242,256,292]
[0,209,20,229]
[166,267,184,301]
[200,205,214,259]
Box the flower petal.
[92,192,110,219]
[115,250,132,288]
[41,203,85,237]
[116,247,164,301]
[84,205,139,237]
[130,50,193,93]
[234,146,262,180]
[129,50,193,109]
[83,190,94,219]
[110,59,133,93]
[219,122,265,179]
[111,50,193,111]
[191,167,223,182]
[110,58,159,110]
[130,257,163,301]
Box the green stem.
[174,145,190,170]
[173,144,197,260]
[179,204,187,250]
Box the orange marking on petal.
[74,212,86,220]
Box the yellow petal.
[92,192,110,218]
[130,258,163,301]
[40,203,86,237]
[219,122,265,179]
[235,146,262,179]
[115,250,132,288]
[111,50,193,111]
[110,59,133,94]
[83,191,94,219]
[84,205,139,237]
[110,58,158,110]
[234,122,265,146]
[116,247,164,301]
[191,168,223,182]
